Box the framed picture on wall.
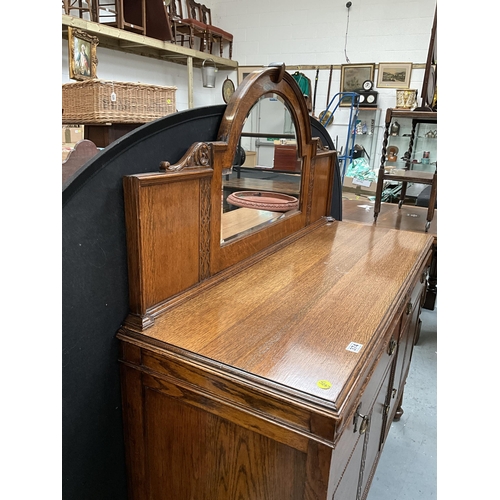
[340,63,375,107]
[377,62,412,89]
[237,66,264,85]
[68,27,99,81]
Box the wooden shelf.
[62,14,238,71]
[384,109,437,122]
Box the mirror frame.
[209,64,323,274]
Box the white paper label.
[346,342,363,353]
[352,178,371,188]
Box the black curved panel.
[62,105,226,500]
[62,105,342,499]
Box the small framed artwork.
[377,62,413,89]
[340,63,375,106]
[237,66,264,85]
[68,27,99,81]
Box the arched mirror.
[221,93,302,243]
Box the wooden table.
[374,170,437,230]
[342,199,436,237]
[221,207,282,241]
[342,199,437,313]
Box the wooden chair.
[93,0,146,35]
[64,0,95,21]
[201,3,233,60]
[145,0,173,41]
[168,0,209,52]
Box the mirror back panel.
[122,65,337,329]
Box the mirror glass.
[221,94,302,243]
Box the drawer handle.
[420,271,427,283]
[353,403,370,434]
[406,302,413,315]
[387,338,397,356]
[359,414,369,434]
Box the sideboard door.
[358,365,393,498]
[383,273,427,442]
[333,435,364,500]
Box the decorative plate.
[222,78,235,103]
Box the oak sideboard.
[116,65,434,500]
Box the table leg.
[374,167,385,220]
[398,181,407,208]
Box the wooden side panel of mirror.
[123,164,213,324]
[308,149,335,224]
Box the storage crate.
[62,80,177,124]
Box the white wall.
[207,0,436,166]
[61,0,436,154]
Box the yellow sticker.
[317,380,332,390]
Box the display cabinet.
[383,118,437,176]
[352,107,382,171]
[374,108,437,231]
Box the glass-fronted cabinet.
[374,108,437,231]
[380,109,437,201]
[385,120,437,174]
[352,107,382,171]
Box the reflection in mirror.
[221,94,302,244]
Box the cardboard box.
[342,176,378,198]
[242,151,257,167]
[62,125,84,144]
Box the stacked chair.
[63,0,233,58]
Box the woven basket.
[62,80,177,124]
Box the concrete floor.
[367,304,437,500]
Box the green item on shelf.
[345,158,376,182]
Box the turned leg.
[374,166,385,220]
[398,181,407,208]
[375,115,391,220]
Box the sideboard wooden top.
[128,220,433,409]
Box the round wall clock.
[222,78,235,103]
[362,79,374,91]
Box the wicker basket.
[62,80,177,124]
